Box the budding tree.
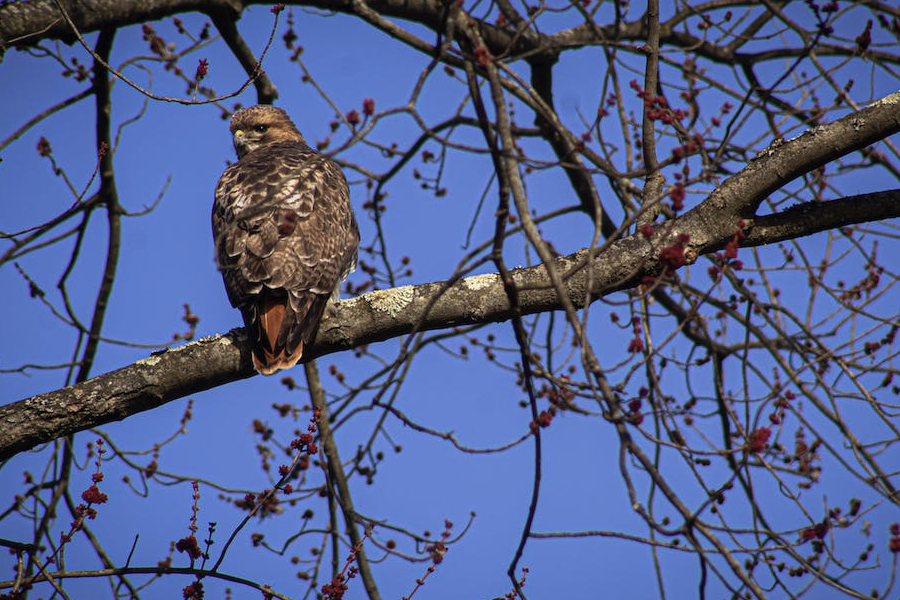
[1,1,900,599]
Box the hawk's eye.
[254,124,269,133]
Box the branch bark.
[0,0,241,51]
[9,0,892,71]
[3,185,900,460]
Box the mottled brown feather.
[212,105,359,374]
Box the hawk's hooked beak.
[232,129,249,157]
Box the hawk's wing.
[213,141,359,373]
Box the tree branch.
[679,91,900,249]
[209,9,278,104]
[744,190,900,246]
[306,360,381,600]
[6,0,898,84]
[1,0,241,51]
[3,184,900,460]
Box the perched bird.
[213,105,359,375]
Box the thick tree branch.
[3,184,900,460]
[10,0,896,72]
[678,91,900,249]
[744,190,900,245]
[1,0,242,51]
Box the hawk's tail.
[246,290,329,375]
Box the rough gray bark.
[1,0,242,51]
[3,0,863,67]
[2,171,899,460]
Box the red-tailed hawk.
[213,105,359,375]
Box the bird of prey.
[213,105,359,375]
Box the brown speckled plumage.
[213,105,359,375]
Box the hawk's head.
[229,105,305,159]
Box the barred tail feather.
[252,341,304,376]
[245,290,328,375]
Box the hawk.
[213,105,359,375]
